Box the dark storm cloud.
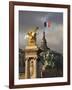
[19,11,63,30]
[19,11,63,54]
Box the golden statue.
[27,27,39,46]
[27,31,36,46]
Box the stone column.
[25,58,28,79]
[33,57,37,78]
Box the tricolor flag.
[44,20,51,28]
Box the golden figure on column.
[24,27,39,79]
[27,31,36,46]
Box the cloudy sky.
[19,11,63,54]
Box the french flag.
[44,21,51,28]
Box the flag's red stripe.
[48,21,51,28]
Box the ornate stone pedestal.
[25,46,38,79]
